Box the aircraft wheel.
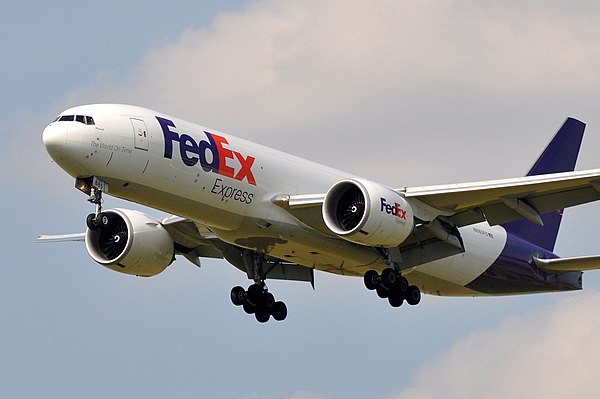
[397,276,409,294]
[97,212,110,228]
[364,270,379,290]
[86,213,98,230]
[406,286,421,306]
[261,292,275,311]
[230,286,245,306]
[376,286,389,299]
[243,302,256,314]
[272,301,287,321]
[247,283,263,305]
[388,292,404,308]
[381,268,397,289]
[255,308,270,323]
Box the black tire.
[261,292,275,311]
[255,308,270,323]
[376,286,389,299]
[97,212,110,228]
[388,292,404,307]
[381,268,397,289]
[406,285,421,305]
[246,283,263,305]
[243,302,256,314]
[397,276,409,294]
[230,286,245,306]
[86,213,98,230]
[272,301,287,321]
[363,270,379,290]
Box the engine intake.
[85,208,174,277]
[323,179,414,247]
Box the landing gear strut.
[364,249,421,307]
[230,252,287,323]
[85,186,109,230]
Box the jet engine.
[322,179,414,247]
[85,208,174,277]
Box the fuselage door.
[131,118,149,151]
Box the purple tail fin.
[502,118,586,251]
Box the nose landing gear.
[85,186,109,230]
[75,176,111,230]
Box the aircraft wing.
[36,218,222,268]
[37,215,314,283]
[36,217,221,261]
[278,168,600,231]
[400,168,600,227]
[36,233,86,242]
[162,216,315,283]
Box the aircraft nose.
[42,123,67,159]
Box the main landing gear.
[230,283,287,323]
[363,268,421,308]
[230,252,287,323]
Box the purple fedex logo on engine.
[380,197,407,220]
[157,116,256,186]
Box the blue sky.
[4,1,600,398]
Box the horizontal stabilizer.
[534,255,600,272]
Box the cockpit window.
[57,115,95,125]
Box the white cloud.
[12,1,600,189]
[392,290,600,399]
[240,391,325,399]
[56,1,600,184]
[287,392,326,399]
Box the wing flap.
[534,256,600,272]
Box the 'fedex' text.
[157,116,257,186]
[380,197,407,220]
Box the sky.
[4,1,600,398]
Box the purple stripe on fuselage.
[466,232,582,294]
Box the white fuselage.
[44,104,510,296]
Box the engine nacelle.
[322,179,414,247]
[85,208,174,277]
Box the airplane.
[39,104,600,323]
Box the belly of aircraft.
[102,177,562,298]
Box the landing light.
[75,176,110,195]
[75,177,92,195]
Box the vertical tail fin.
[502,118,586,251]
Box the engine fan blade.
[337,187,365,231]
[99,217,129,260]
